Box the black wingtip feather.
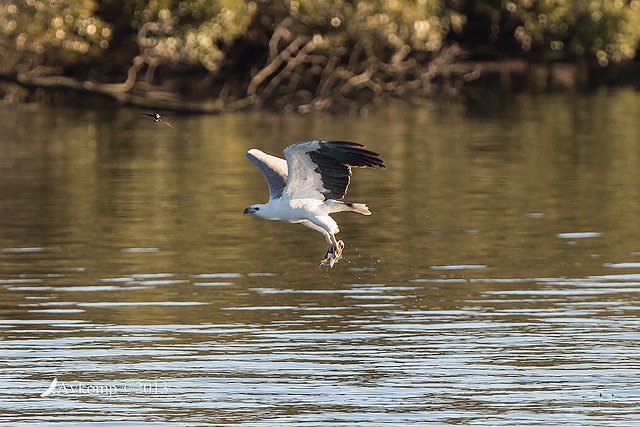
[318,141,385,169]
[308,140,384,200]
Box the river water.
[1,90,640,425]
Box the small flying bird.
[244,140,385,267]
[140,113,178,130]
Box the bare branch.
[247,36,307,95]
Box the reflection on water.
[2,90,640,424]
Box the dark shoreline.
[2,58,639,114]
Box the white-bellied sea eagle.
[244,140,385,267]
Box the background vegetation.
[2,0,640,111]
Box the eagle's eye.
[254,207,259,211]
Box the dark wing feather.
[310,141,385,200]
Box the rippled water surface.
[2,91,640,425]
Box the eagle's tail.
[329,201,371,215]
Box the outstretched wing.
[246,149,288,200]
[282,140,384,201]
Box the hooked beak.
[243,207,251,215]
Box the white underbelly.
[272,198,324,223]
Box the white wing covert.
[283,140,385,201]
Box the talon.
[320,240,344,267]
[320,257,335,267]
[320,254,338,268]
[324,246,332,259]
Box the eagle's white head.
[243,203,271,219]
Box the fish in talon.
[324,245,335,259]
[320,252,340,267]
[320,257,332,267]
[320,240,345,267]
[324,241,343,259]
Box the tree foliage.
[2,0,640,108]
[132,0,255,71]
[508,0,640,65]
[1,0,111,67]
